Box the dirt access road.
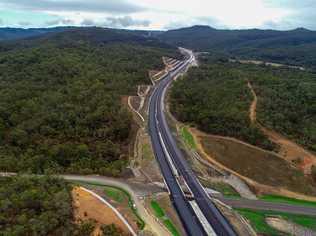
[247,81,316,174]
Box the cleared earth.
[196,133,316,196]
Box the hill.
[0,27,180,175]
[158,25,316,69]
[0,27,69,41]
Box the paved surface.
[219,197,316,216]
[148,49,237,236]
[63,175,171,236]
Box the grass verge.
[259,195,316,208]
[237,208,316,235]
[104,186,125,203]
[209,182,240,198]
[150,200,180,236]
[199,179,240,198]
[180,126,196,150]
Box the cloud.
[103,16,150,28]
[0,0,145,14]
[263,0,316,30]
[45,18,75,26]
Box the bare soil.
[261,126,316,174]
[72,187,130,236]
[130,96,141,111]
[266,217,316,236]
[247,81,257,123]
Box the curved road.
[148,50,237,236]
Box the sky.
[0,0,315,30]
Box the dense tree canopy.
[171,55,316,152]
[0,176,75,235]
[0,29,180,175]
[245,64,316,152]
[170,60,275,150]
[159,26,316,70]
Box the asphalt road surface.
[219,197,316,216]
[148,50,237,236]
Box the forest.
[0,28,180,175]
[159,26,316,70]
[0,176,75,235]
[0,176,126,236]
[170,60,276,150]
[170,55,316,152]
[245,64,316,152]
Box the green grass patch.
[210,182,240,198]
[237,208,316,235]
[150,200,165,218]
[237,209,281,235]
[70,180,145,230]
[260,195,316,208]
[199,179,240,198]
[163,219,181,236]
[180,126,196,150]
[142,143,153,160]
[150,200,180,236]
[104,186,125,203]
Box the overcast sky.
[0,0,315,30]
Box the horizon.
[0,24,314,32]
[0,0,315,30]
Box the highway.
[148,50,237,236]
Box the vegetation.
[150,200,165,218]
[237,209,282,235]
[158,25,316,70]
[312,165,316,182]
[163,219,180,236]
[205,182,240,197]
[73,180,145,230]
[170,62,276,150]
[238,209,316,235]
[259,195,316,208]
[104,186,125,203]
[180,126,196,149]
[241,63,316,152]
[150,200,180,236]
[0,28,180,175]
[101,223,124,236]
[201,135,316,195]
[0,176,77,235]
[171,56,316,152]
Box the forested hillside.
[0,27,68,41]
[244,64,316,152]
[170,55,316,152]
[0,27,180,175]
[158,25,316,70]
[0,176,75,235]
[170,60,275,150]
